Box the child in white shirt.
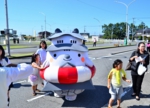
[36,40,47,64]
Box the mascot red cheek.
[40,28,96,101]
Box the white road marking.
[27,92,52,102]
[90,50,133,60]
[14,80,27,84]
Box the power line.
[76,0,124,15]
[133,17,150,19]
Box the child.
[36,40,47,64]
[28,53,44,96]
[107,59,131,108]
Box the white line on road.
[14,80,27,84]
[91,50,133,60]
[27,92,52,102]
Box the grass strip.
[3,46,36,50]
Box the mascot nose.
[64,54,70,60]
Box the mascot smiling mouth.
[61,62,75,67]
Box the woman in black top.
[129,42,149,100]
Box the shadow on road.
[128,105,150,108]
[61,85,110,108]
[12,83,31,89]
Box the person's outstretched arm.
[6,63,17,67]
[7,63,33,86]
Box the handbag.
[126,51,138,71]
[125,61,132,71]
[137,63,147,75]
[29,74,38,82]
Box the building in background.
[38,31,52,40]
[134,28,150,37]
[80,33,90,42]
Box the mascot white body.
[40,28,96,101]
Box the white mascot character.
[0,63,33,108]
[40,28,96,101]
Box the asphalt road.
[8,46,141,108]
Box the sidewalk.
[112,72,150,108]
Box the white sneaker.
[65,95,77,101]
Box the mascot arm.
[7,63,33,86]
[85,57,94,67]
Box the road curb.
[9,55,32,59]
[8,45,136,59]
[110,49,135,55]
[88,45,136,51]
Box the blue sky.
[0,0,150,36]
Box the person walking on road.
[129,42,149,101]
[36,40,47,64]
[28,53,44,96]
[93,38,97,47]
[107,59,131,108]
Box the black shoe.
[10,82,14,87]
[7,98,10,106]
[131,93,136,97]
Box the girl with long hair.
[28,53,44,96]
[36,40,47,64]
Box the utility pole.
[111,25,113,41]
[132,18,135,41]
[5,0,11,56]
[93,18,101,36]
[143,23,145,41]
[40,12,46,40]
[84,26,86,33]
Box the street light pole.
[46,23,51,32]
[115,0,136,44]
[94,18,101,36]
[40,12,46,41]
[5,0,11,56]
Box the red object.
[87,65,96,78]
[58,67,78,84]
[39,67,48,79]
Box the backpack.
[0,57,8,67]
[4,57,8,63]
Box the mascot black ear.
[72,28,79,33]
[55,28,62,33]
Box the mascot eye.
[54,54,57,57]
[78,54,81,57]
